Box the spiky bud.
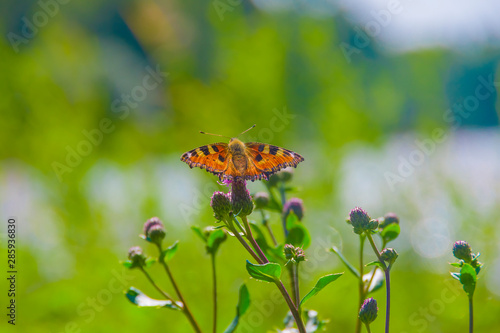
[453,241,472,263]
[295,247,306,262]
[348,207,376,234]
[359,298,378,325]
[379,212,399,229]
[254,192,270,209]
[380,248,398,265]
[231,177,253,216]
[283,244,305,263]
[283,198,304,221]
[211,191,232,221]
[128,246,146,268]
[284,244,295,260]
[142,217,166,246]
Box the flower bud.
[359,298,378,325]
[284,244,295,260]
[348,207,371,234]
[210,191,232,221]
[453,241,472,263]
[144,217,163,235]
[231,177,253,216]
[283,198,304,221]
[128,246,146,268]
[295,247,306,262]
[143,217,166,246]
[279,167,294,182]
[254,192,270,209]
[379,212,399,229]
[380,248,398,265]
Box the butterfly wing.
[180,143,230,178]
[244,142,304,180]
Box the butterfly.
[180,125,304,181]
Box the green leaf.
[125,287,180,310]
[450,272,461,281]
[249,222,270,253]
[207,229,226,254]
[380,223,400,242]
[223,284,251,333]
[161,241,179,262]
[285,213,311,249]
[300,273,343,306]
[246,260,281,283]
[191,226,207,243]
[363,269,384,293]
[121,260,133,269]
[145,257,156,268]
[286,211,299,229]
[366,260,385,270]
[459,263,477,297]
[330,246,360,278]
[450,262,462,268]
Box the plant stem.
[293,263,300,308]
[356,235,366,333]
[366,233,390,333]
[158,245,202,333]
[227,218,263,264]
[365,323,372,333]
[279,183,288,237]
[365,240,387,294]
[275,280,306,333]
[139,267,176,304]
[261,209,278,246]
[211,254,217,333]
[469,297,473,333]
[241,216,268,263]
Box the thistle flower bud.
[348,207,372,234]
[128,246,146,268]
[379,212,399,229]
[144,217,163,235]
[283,198,304,221]
[453,241,472,263]
[231,177,253,216]
[210,191,232,221]
[143,217,166,246]
[279,167,294,182]
[295,247,306,262]
[284,244,295,260]
[380,248,398,265]
[359,298,378,325]
[254,192,270,209]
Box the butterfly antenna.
[238,124,256,137]
[199,130,231,139]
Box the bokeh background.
[1,0,500,332]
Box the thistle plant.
[331,208,400,333]
[450,240,483,333]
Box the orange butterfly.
[181,125,304,181]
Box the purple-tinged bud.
[231,177,253,216]
[143,217,166,246]
[128,246,146,268]
[359,298,378,325]
[283,198,304,221]
[453,241,472,263]
[380,248,398,265]
[284,244,295,260]
[295,247,306,262]
[254,192,270,209]
[379,212,399,229]
[210,191,232,221]
[144,217,163,236]
[348,207,371,234]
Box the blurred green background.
[1,0,500,332]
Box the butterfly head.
[228,137,245,154]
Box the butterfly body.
[181,138,304,181]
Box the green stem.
[275,280,306,333]
[139,267,176,304]
[211,254,217,333]
[365,323,372,333]
[469,297,473,333]
[241,216,268,263]
[158,245,202,333]
[366,234,390,333]
[356,235,366,333]
[294,263,300,308]
[261,209,278,246]
[227,218,263,264]
[279,182,288,237]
